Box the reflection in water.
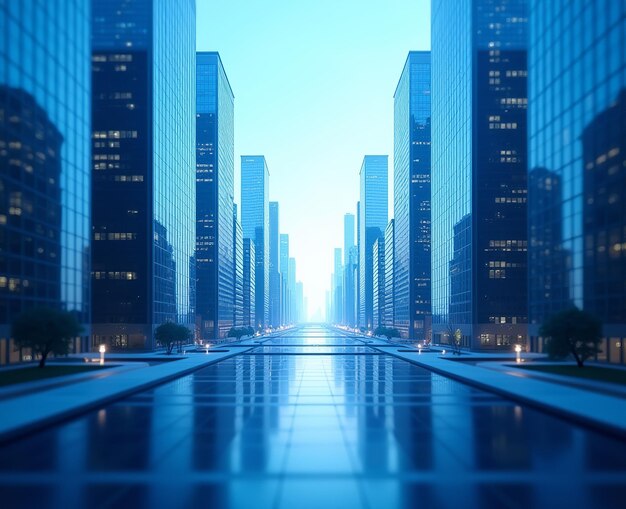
[0,326,625,509]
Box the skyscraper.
[373,237,385,329]
[0,1,91,364]
[359,156,388,329]
[269,201,281,327]
[91,0,196,350]
[243,238,256,329]
[280,234,290,324]
[431,0,528,350]
[384,220,395,328]
[528,0,626,365]
[241,156,269,329]
[233,205,244,328]
[343,213,356,326]
[196,52,235,340]
[288,257,296,323]
[394,51,431,340]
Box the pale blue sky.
[197,0,431,319]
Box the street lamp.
[99,344,106,365]
[515,344,522,363]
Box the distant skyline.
[197,0,431,318]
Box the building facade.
[0,0,91,364]
[196,52,235,340]
[431,0,528,350]
[384,220,395,328]
[242,238,256,328]
[528,0,626,364]
[373,237,385,330]
[269,201,281,327]
[279,234,290,325]
[393,51,432,340]
[90,0,196,351]
[233,205,243,328]
[241,156,269,328]
[358,156,388,329]
[342,213,356,326]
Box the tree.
[374,326,401,340]
[445,325,462,355]
[155,322,192,354]
[540,307,602,368]
[12,307,83,368]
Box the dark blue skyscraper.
[196,52,235,340]
[528,1,626,364]
[91,0,196,350]
[241,156,269,328]
[269,201,281,327]
[394,51,431,340]
[431,0,528,350]
[0,1,91,364]
[359,156,388,329]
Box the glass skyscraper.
[343,213,356,326]
[91,0,196,350]
[280,233,290,325]
[373,237,385,329]
[241,156,269,328]
[269,201,281,327]
[393,51,432,340]
[196,51,235,340]
[528,0,626,364]
[233,205,243,328]
[0,0,91,364]
[359,156,388,329]
[242,238,255,328]
[384,219,395,328]
[431,0,528,350]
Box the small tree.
[540,307,602,368]
[445,325,462,355]
[155,322,192,354]
[12,307,83,368]
[374,326,401,340]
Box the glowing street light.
[99,344,106,365]
[515,344,522,363]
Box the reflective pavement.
[0,326,625,509]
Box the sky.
[197,0,431,320]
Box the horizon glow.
[197,0,431,320]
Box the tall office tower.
[332,247,343,323]
[91,0,196,350]
[233,205,244,328]
[431,0,528,350]
[394,52,432,340]
[288,257,296,323]
[384,220,395,327]
[359,156,388,330]
[528,1,626,364]
[241,156,269,328]
[279,234,290,324]
[196,52,235,340]
[343,214,356,325]
[243,238,256,328]
[372,237,385,329]
[0,1,91,364]
[269,202,281,327]
[355,201,361,327]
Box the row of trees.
[227,327,255,340]
[10,306,603,368]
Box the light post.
[99,344,106,365]
[515,344,522,363]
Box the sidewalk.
[0,347,253,443]
[373,343,626,439]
